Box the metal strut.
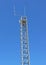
[20,16,30,65]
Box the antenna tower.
[19,16,30,65]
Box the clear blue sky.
[0,0,46,65]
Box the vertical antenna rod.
[13,4,16,16]
[24,7,26,16]
[19,16,30,65]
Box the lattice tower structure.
[19,16,30,65]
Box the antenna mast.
[19,16,30,65]
[24,7,26,16]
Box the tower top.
[21,16,27,20]
[19,16,27,24]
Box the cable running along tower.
[19,16,30,65]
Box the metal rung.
[24,61,29,64]
[23,45,28,49]
[23,56,28,59]
[23,50,28,53]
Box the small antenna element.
[13,4,20,17]
[24,6,26,16]
[13,5,16,16]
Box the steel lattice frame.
[20,17,30,65]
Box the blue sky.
[0,0,46,65]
